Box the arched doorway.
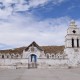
[28,54,37,69]
[31,54,37,62]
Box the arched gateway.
[28,54,37,68]
[22,41,44,69]
[30,54,37,62]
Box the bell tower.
[65,20,80,66]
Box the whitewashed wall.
[0,59,68,69]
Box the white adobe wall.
[0,59,28,65]
[65,48,80,66]
[37,59,68,68]
[22,47,45,59]
[0,58,68,69]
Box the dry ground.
[0,68,80,80]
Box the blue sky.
[0,0,80,50]
[29,0,80,20]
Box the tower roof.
[69,20,77,28]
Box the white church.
[0,20,80,69]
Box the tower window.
[72,38,74,48]
[72,30,76,33]
[77,39,79,47]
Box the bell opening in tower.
[77,39,79,48]
[72,38,74,48]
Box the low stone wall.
[0,59,68,69]
[0,59,28,65]
[38,59,68,68]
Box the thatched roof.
[42,46,65,54]
[0,41,64,54]
[0,46,64,54]
[0,47,25,54]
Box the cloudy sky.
[0,0,80,50]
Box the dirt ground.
[0,68,80,80]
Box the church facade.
[0,20,80,69]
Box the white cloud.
[14,0,65,11]
[0,14,72,49]
[29,0,48,7]
[0,0,74,50]
[0,0,65,17]
[0,7,12,19]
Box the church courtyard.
[0,68,80,80]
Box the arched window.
[51,54,55,59]
[2,55,4,59]
[72,38,74,47]
[77,38,79,47]
[52,55,54,58]
[7,55,9,58]
[11,54,14,58]
[16,54,18,57]
[46,54,49,59]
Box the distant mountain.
[0,43,12,50]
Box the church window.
[72,38,74,47]
[58,56,59,58]
[46,54,49,59]
[31,46,34,52]
[11,54,14,58]
[16,54,18,57]
[2,55,4,59]
[7,55,9,58]
[52,55,54,58]
[77,38,79,47]
[72,30,76,33]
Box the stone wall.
[0,58,68,69]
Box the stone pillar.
[74,39,77,47]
